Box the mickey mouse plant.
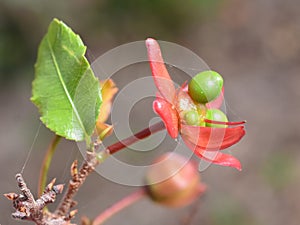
[4,19,246,225]
[146,38,246,170]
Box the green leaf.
[31,19,102,143]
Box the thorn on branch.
[55,152,100,217]
[71,160,78,180]
[67,209,78,220]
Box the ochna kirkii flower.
[145,38,246,170]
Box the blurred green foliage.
[0,11,32,82]
[210,196,257,225]
[262,152,296,190]
[0,0,221,84]
[93,0,221,39]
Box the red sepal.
[181,124,246,150]
[153,97,179,139]
[183,139,242,171]
[146,38,176,103]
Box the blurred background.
[1,0,300,224]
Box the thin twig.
[92,188,146,225]
[181,185,205,225]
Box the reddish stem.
[107,121,165,154]
[92,188,146,225]
[204,119,246,126]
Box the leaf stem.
[107,120,165,154]
[92,188,146,225]
[38,134,61,197]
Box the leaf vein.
[46,35,88,139]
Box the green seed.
[205,109,228,128]
[184,110,199,125]
[188,71,223,103]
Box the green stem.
[92,188,146,225]
[38,134,61,197]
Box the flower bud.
[145,153,205,207]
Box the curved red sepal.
[153,97,179,139]
[146,38,176,103]
[181,124,246,150]
[206,87,224,109]
[183,139,242,171]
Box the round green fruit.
[184,110,199,125]
[205,109,228,128]
[188,71,223,103]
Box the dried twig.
[5,144,109,224]
[5,122,164,224]
[54,151,102,217]
[4,173,75,225]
